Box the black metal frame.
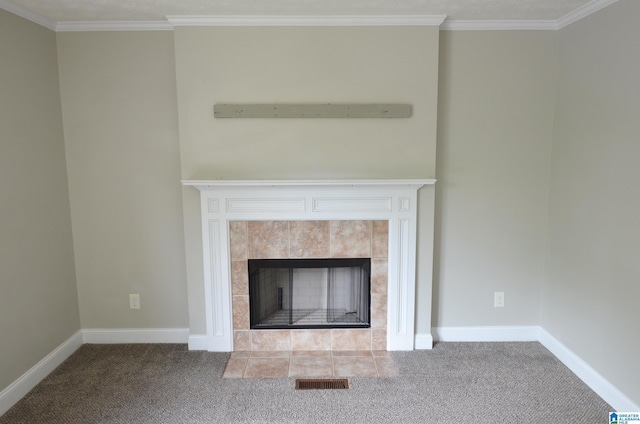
[248,258,371,330]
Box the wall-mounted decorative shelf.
[213,103,412,119]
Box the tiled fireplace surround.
[229,220,389,351]
[184,180,434,353]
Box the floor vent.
[295,378,349,390]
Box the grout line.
[244,221,248,259]
[329,220,333,258]
[370,219,373,258]
[372,356,380,377]
[242,356,248,378]
[331,349,336,377]
[287,220,291,259]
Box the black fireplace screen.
[248,258,371,329]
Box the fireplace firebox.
[248,258,371,329]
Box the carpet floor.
[0,342,612,423]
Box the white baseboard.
[188,334,208,350]
[0,330,83,416]
[81,328,190,344]
[538,328,639,412]
[432,325,540,342]
[3,326,637,416]
[414,333,434,349]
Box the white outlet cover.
[129,294,140,309]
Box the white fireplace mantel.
[183,179,435,351]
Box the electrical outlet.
[494,292,505,308]
[129,294,140,309]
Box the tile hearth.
[223,350,398,379]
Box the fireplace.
[182,179,435,351]
[229,219,385,350]
[249,258,371,329]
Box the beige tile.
[249,351,290,358]
[248,221,289,259]
[290,329,331,351]
[372,220,389,258]
[374,356,399,377]
[229,221,247,261]
[231,261,248,296]
[370,293,387,329]
[330,220,371,258]
[251,330,291,351]
[332,356,377,377]
[232,295,249,330]
[223,357,248,378]
[371,350,390,357]
[234,331,251,351]
[291,350,331,357]
[371,259,388,295]
[289,220,330,258]
[289,356,333,377]
[244,357,290,378]
[230,351,251,359]
[372,329,387,351]
[331,329,371,351]
[331,350,372,357]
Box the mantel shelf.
[182,179,436,189]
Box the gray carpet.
[0,342,611,423]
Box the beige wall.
[56,31,189,329]
[543,0,640,404]
[174,26,441,336]
[174,26,440,180]
[0,11,79,391]
[434,30,557,327]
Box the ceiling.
[0,0,617,28]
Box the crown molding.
[0,0,621,32]
[55,20,172,32]
[166,15,447,27]
[441,0,619,31]
[0,0,56,30]
[441,19,559,31]
[557,0,619,29]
